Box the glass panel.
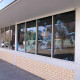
[10,25,15,50]
[26,20,36,54]
[17,23,25,52]
[0,28,5,47]
[38,16,52,57]
[5,27,9,48]
[53,11,75,61]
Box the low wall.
[0,50,15,64]
[0,48,75,80]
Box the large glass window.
[17,23,25,52]
[10,25,15,50]
[26,20,36,53]
[0,28,5,47]
[37,16,52,57]
[5,27,9,48]
[53,11,75,61]
[0,10,75,62]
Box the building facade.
[0,0,80,80]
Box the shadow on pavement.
[0,59,44,80]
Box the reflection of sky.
[0,0,15,10]
[38,25,51,31]
[27,25,51,32]
[27,27,36,32]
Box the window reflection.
[53,11,75,61]
[17,23,25,52]
[26,20,36,54]
[10,25,15,50]
[1,28,5,47]
[38,16,52,57]
[5,27,9,48]
[0,10,75,62]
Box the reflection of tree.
[54,20,75,49]
[26,31,36,40]
[26,31,36,51]
[38,24,52,50]
[38,30,42,40]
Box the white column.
[35,20,38,54]
[75,8,80,64]
[14,24,17,65]
[51,15,54,58]
[15,24,17,51]
[25,22,26,52]
[0,28,1,47]
[9,26,10,49]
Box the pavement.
[0,59,44,80]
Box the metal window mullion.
[4,27,6,48]
[51,15,54,58]
[0,28,1,47]
[25,22,26,52]
[35,19,38,55]
[15,24,17,51]
[9,26,11,49]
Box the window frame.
[0,9,75,62]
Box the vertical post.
[51,15,54,58]
[9,26,11,49]
[35,19,38,55]
[15,24,17,51]
[25,22,26,52]
[14,24,17,65]
[4,27,6,48]
[75,9,80,80]
[75,8,80,63]
[0,28,1,47]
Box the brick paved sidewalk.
[0,59,44,80]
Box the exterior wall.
[75,8,80,64]
[0,49,15,64]
[0,48,75,80]
[16,55,74,80]
[75,8,80,80]
[0,8,80,80]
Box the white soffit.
[0,0,79,27]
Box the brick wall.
[0,51,15,64]
[16,55,75,80]
[0,50,75,80]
